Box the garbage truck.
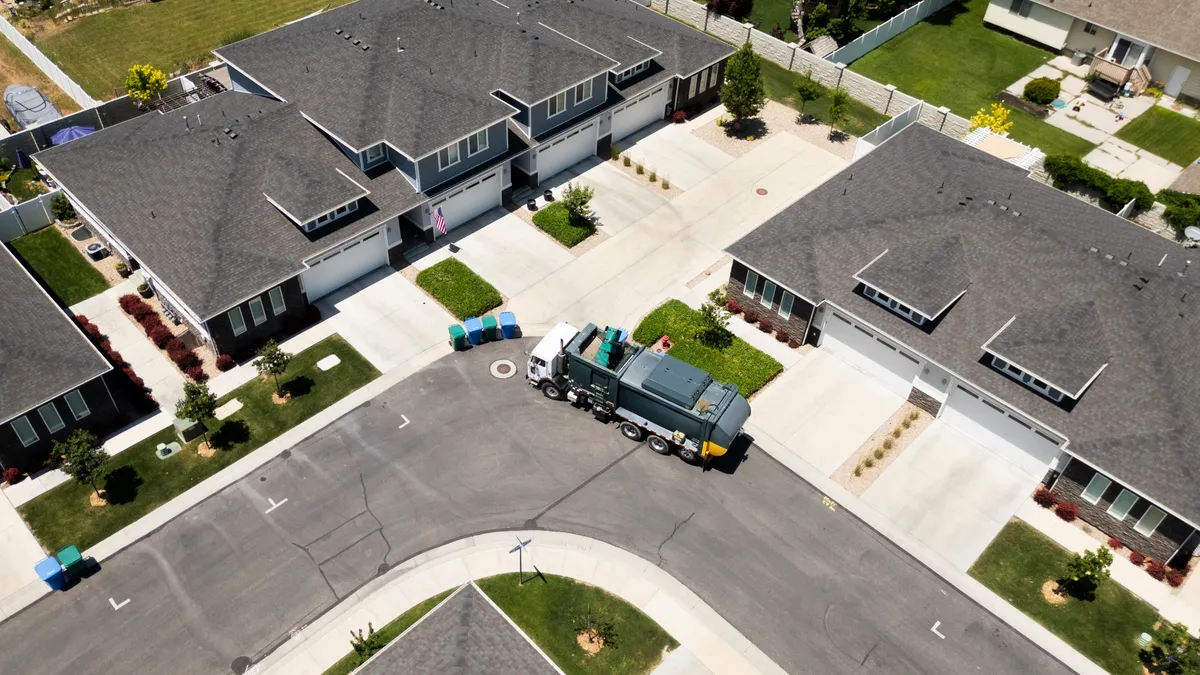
[526,322,751,464]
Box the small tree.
[56,430,108,499]
[255,339,292,395]
[51,193,76,221]
[560,181,595,225]
[1141,621,1200,675]
[827,87,850,139]
[175,381,218,450]
[1059,547,1113,596]
[125,64,167,105]
[794,72,823,119]
[969,103,1014,135]
[350,623,385,663]
[571,605,619,650]
[697,287,733,349]
[804,2,830,39]
[719,42,765,121]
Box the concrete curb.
[253,531,788,675]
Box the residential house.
[0,246,120,472]
[726,123,1200,564]
[984,0,1200,102]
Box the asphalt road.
[0,340,1074,675]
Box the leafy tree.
[56,430,108,498]
[572,605,619,650]
[696,287,733,349]
[805,2,831,40]
[255,339,292,395]
[560,181,595,225]
[175,381,218,450]
[827,87,850,138]
[794,72,823,118]
[51,193,76,221]
[719,42,765,121]
[125,64,167,104]
[350,622,385,663]
[969,103,1013,135]
[0,150,10,173]
[1140,621,1200,675]
[1058,547,1113,595]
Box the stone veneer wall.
[728,260,815,343]
[907,387,942,416]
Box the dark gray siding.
[387,146,418,185]
[729,260,815,344]
[227,66,274,98]
[674,59,726,113]
[529,73,609,138]
[0,375,120,473]
[205,276,308,360]
[417,120,508,192]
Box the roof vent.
[1012,211,1020,217]
[1179,260,1192,278]
[361,44,370,51]
[1089,246,1098,253]
[344,33,352,40]
[986,199,995,205]
[397,38,404,52]
[353,38,361,45]
[335,28,342,34]
[999,204,1008,211]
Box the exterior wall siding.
[907,387,943,415]
[417,120,509,192]
[674,60,727,112]
[529,73,610,138]
[1063,19,1116,56]
[1148,50,1200,101]
[205,276,307,360]
[0,375,120,473]
[1052,458,1194,562]
[386,146,418,186]
[227,67,274,98]
[728,260,814,343]
[982,0,1073,50]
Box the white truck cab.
[526,322,580,385]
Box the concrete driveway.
[862,420,1044,572]
[615,119,734,190]
[543,157,668,235]
[750,349,903,475]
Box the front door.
[1167,65,1193,98]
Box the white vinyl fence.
[0,16,99,109]
[853,101,926,161]
[827,0,957,65]
[0,189,60,242]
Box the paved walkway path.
[257,531,781,675]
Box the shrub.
[165,338,186,353]
[662,179,670,190]
[787,339,799,348]
[863,457,875,468]
[709,0,751,20]
[1147,560,1167,581]
[83,323,102,340]
[148,324,173,349]
[1033,486,1058,507]
[105,349,125,366]
[1159,189,1200,233]
[622,155,631,167]
[1023,77,1061,105]
[853,464,863,477]
[636,163,644,175]
[3,467,20,485]
[122,367,145,390]
[186,365,208,382]
[1043,153,1154,211]
[117,294,143,313]
[1055,501,1079,522]
[716,117,727,127]
[139,313,164,333]
[649,171,657,182]
[873,448,885,460]
[75,314,89,325]
[742,312,756,323]
[609,145,619,161]
[1167,570,1186,587]
[726,299,742,314]
[775,331,789,342]
[1129,550,1146,566]
[672,110,688,124]
[882,438,894,450]
[172,349,200,370]
[901,418,912,429]
[51,193,76,221]
[891,428,902,438]
[758,320,772,333]
[216,354,235,371]
[1107,537,1123,550]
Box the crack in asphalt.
[361,473,394,569]
[524,444,642,529]
[655,511,695,567]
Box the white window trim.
[779,292,794,320]
[990,355,1066,401]
[11,415,38,447]
[467,129,489,158]
[38,402,65,434]
[574,80,592,105]
[743,270,758,297]
[1135,506,1166,537]
[708,63,720,87]
[363,144,385,166]
[688,73,699,99]
[863,285,927,326]
[64,389,90,421]
[304,201,358,231]
[269,287,286,316]
[229,306,247,336]
[438,143,461,170]
[1083,22,1097,35]
[1081,473,1111,505]
[698,68,709,92]
[547,91,567,119]
[249,297,268,326]
[760,281,775,308]
[1107,489,1138,520]
[1108,34,1150,68]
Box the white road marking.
[930,621,946,639]
[264,497,288,514]
[397,414,410,430]
[109,597,130,611]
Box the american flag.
[433,207,447,234]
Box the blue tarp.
[50,125,96,145]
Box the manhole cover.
[755,188,768,195]
[490,359,517,379]
[377,562,391,576]
[230,656,252,674]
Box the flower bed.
[118,293,209,381]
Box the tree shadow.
[211,420,251,450]
[924,1,968,26]
[102,466,143,505]
[828,129,852,144]
[281,376,314,399]
[1061,578,1098,602]
[724,118,768,139]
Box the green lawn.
[1115,106,1200,166]
[748,0,798,43]
[415,257,502,320]
[322,590,455,675]
[760,59,889,138]
[847,0,1094,156]
[531,201,595,248]
[9,227,108,306]
[477,573,678,675]
[969,520,1158,675]
[38,0,355,99]
[20,335,379,553]
[633,300,782,396]
[5,168,49,203]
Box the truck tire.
[619,422,644,442]
[541,381,565,400]
[646,435,672,455]
[677,446,701,465]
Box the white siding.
[982,0,1073,50]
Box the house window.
[547,91,567,118]
[269,287,286,315]
[11,415,38,447]
[1135,506,1166,537]
[1107,489,1138,520]
[760,280,776,308]
[1008,0,1030,17]
[863,284,926,325]
[1081,473,1111,504]
[38,402,65,434]
[438,143,460,170]
[709,63,720,88]
[363,144,385,166]
[249,297,267,326]
[467,129,489,157]
[1083,22,1097,35]
[698,68,709,92]
[615,61,650,82]
[990,355,1066,401]
[575,80,592,104]
[779,292,794,320]
[305,201,359,231]
[743,270,758,297]
[64,389,90,420]
[229,306,247,336]
[688,73,699,99]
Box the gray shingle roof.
[1031,0,1200,62]
[727,124,1200,524]
[35,91,423,320]
[262,154,368,224]
[855,235,970,318]
[985,301,1109,396]
[357,584,560,675]
[0,246,110,423]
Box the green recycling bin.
[481,314,499,342]
[448,324,467,351]
[56,545,85,583]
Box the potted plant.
[137,282,153,298]
[115,261,131,278]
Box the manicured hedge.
[1023,77,1060,105]
[415,257,502,320]
[531,202,595,247]
[1158,189,1200,234]
[1043,153,1155,211]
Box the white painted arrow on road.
[930,621,946,639]
[397,414,410,430]
[109,597,130,611]
[264,497,288,514]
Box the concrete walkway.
[256,531,783,675]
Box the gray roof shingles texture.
[1031,0,1200,62]
[985,301,1110,396]
[357,585,560,675]
[0,247,110,423]
[856,235,971,318]
[35,92,423,320]
[727,124,1200,524]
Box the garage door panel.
[538,124,595,180]
[820,313,921,396]
[301,230,386,301]
[941,385,1060,477]
[430,171,501,233]
[612,86,668,142]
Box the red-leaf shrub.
[1168,570,1186,587]
[165,338,187,353]
[1147,560,1167,581]
[758,321,772,333]
[122,367,145,390]
[216,354,235,372]
[787,339,800,348]
[139,313,163,332]
[1107,537,1123,550]
[186,365,208,382]
[84,323,102,339]
[1129,550,1146,566]
[74,315,89,325]
[672,110,688,124]
[118,294,141,313]
[1033,486,1058,508]
[726,299,741,314]
[775,331,789,342]
[148,324,173,349]
[3,468,20,485]
[743,312,756,323]
[171,349,200,370]
[106,349,125,366]
[1055,501,1078,522]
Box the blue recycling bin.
[499,311,517,339]
[464,316,484,346]
[35,556,65,591]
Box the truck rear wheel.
[677,446,701,465]
[646,435,672,455]
[541,382,565,400]
[620,422,644,442]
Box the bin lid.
[448,324,466,337]
[499,311,516,326]
[481,314,498,328]
[56,545,83,567]
[464,317,483,331]
[34,556,62,580]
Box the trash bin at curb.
[448,324,467,351]
[499,311,517,339]
[35,557,65,591]
[57,545,85,583]
[481,314,498,342]
[464,317,484,346]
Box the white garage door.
[611,85,668,142]
[429,169,502,233]
[537,123,595,181]
[941,384,1062,477]
[301,229,386,301]
[821,313,922,396]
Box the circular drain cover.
[231,656,252,674]
[491,359,517,379]
[279,449,291,460]
[378,562,391,576]
[755,188,768,195]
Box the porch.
[1087,46,1151,99]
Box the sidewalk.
[254,531,784,675]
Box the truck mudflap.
[701,440,728,459]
